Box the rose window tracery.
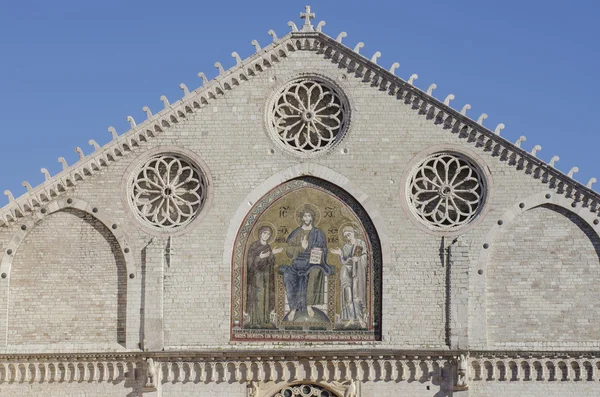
[128,154,208,231]
[267,77,349,154]
[406,152,486,231]
[273,384,337,397]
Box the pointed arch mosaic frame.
[230,177,382,341]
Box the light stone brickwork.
[0,7,598,396]
[487,204,600,347]
[7,208,127,349]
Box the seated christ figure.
[280,205,333,322]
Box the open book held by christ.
[309,248,323,264]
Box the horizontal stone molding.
[0,350,598,386]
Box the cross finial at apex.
[300,5,315,32]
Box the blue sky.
[0,1,598,202]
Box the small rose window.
[266,76,349,155]
[406,152,486,231]
[127,154,208,231]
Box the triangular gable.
[1,14,598,226]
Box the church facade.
[0,7,598,397]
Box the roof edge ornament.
[75,147,85,160]
[370,51,381,64]
[408,74,418,85]
[587,177,597,189]
[142,106,153,118]
[267,30,278,42]
[197,72,208,85]
[160,95,170,109]
[251,39,261,52]
[515,135,526,148]
[316,21,326,32]
[530,145,542,157]
[336,32,347,43]
[477,113,488,125]
[494,123,505,135]
[426,84,437,96]
[389,62,399,74]
[300,5,316,32]
[443,94,454,106]
[108,126,118,140]
[460,104,471,116]
[40,168,51,181]
[549,156,560,167]
[21,181,33,193]
[4,190,14,203]
[58,157,68,170]
[287,21,298,32]
[232,52,242,65]
[179,83,190,96]
[568,167,579,178]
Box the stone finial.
[75,147,85,160]
[389,62,399,74]
[21,181,33,193]
[515,135,526,148]
[477,113,488,125]
[127,116,136,128]
[568,167,579,178]
[316,21,326,32]
[197,72,208,84]
[58,157,68,170]
[370,51,381,64]
[160,95,170,109]
[232,52,242,65]
[40,168,51,181]
[287,21,298,32]
[179,83,189,96]
[214,62,225,75]
[460,104,471,115]
[549,155,560,167]
[251,39,261,51]
[108,126,118,140]
[142,106,153,118]
[353,42,364,54]
[336,32,347,43]
[267,29,278,42]
[530,145,542,157]
[300,5,315,32]
[587,177,597,189]
[494,123,505,135]
[443,94,455,105]
[88,140,101,151]
[426,84,437,96]
[408,74,418,85]
[3,190,15,203]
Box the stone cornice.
[0,350,599,385]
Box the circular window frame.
[121,146,213,237]
[264,73,351,158]
[400,145,493,237]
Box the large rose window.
[127,154,208,231]
[267,77,349,154]
[406,152,486,231]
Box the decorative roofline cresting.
[1,6,598,226]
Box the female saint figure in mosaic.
[245,226,282,327]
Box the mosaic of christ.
[241,186,374,331]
